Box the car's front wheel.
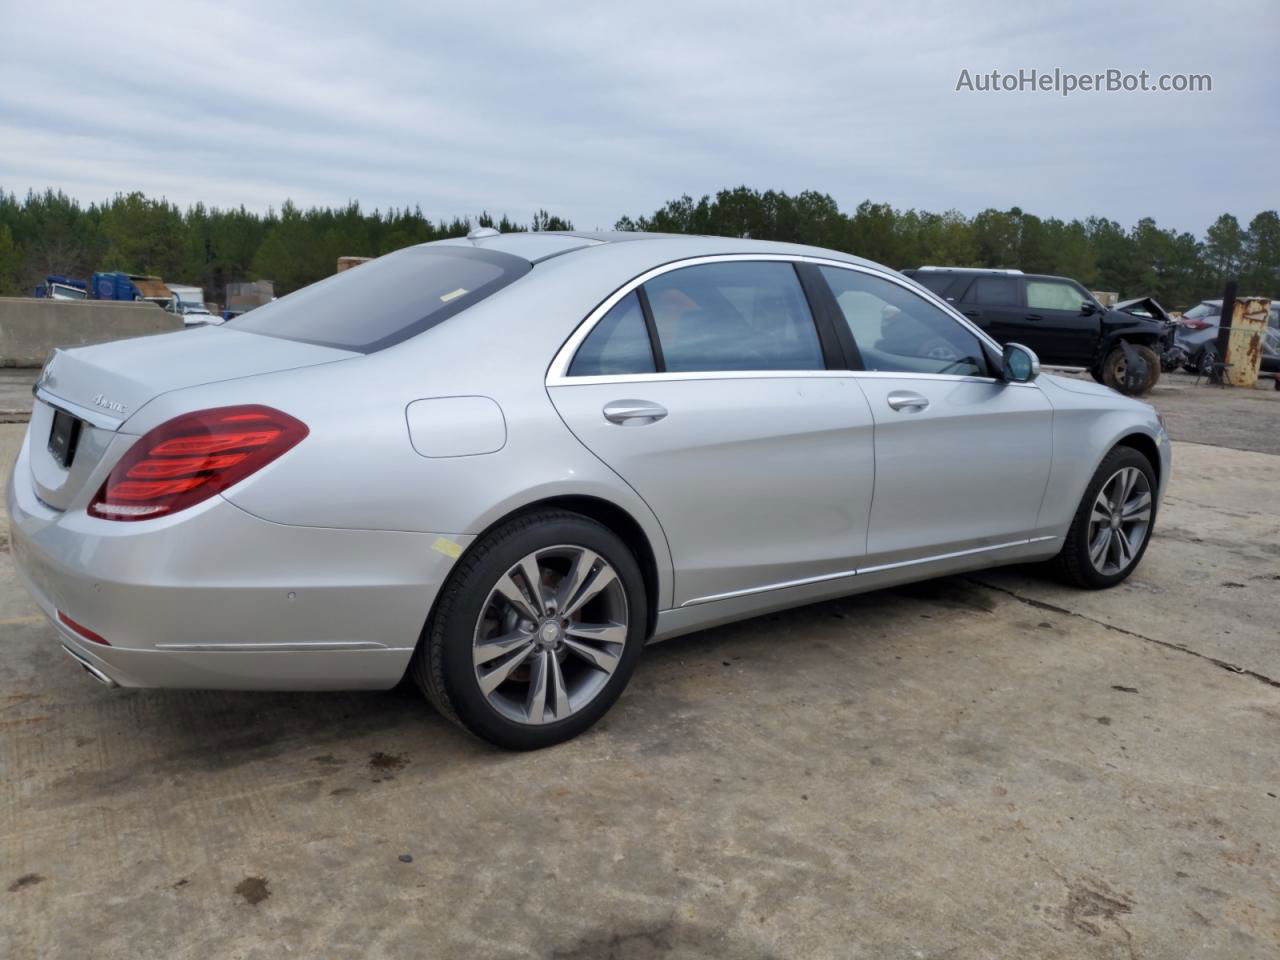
[1194,343,1220,379]
[1101,344,1160,395]
[412,510,646,749]
[1053,447,1157,589]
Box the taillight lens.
[88,405,308,521]
[1181,318,1212,331]
[58,611,109,645]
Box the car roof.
[911,267,1091,285]
[430,230,885,271]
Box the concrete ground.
[1,382,1277,959]
[0,369,36,423]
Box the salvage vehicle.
[90,272,172,305]
[10,232,1170,749]
[33,275,87,300]
[903,267,1177,395]
[165,284,222,327]
[1114,297,1187,372]
[1176,299,1280,376]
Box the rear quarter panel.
[120,250,679,609]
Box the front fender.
[1034,377,1169,535]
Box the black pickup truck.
[902,267,1178,395]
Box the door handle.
[963,310,981,318]
[603,400,668,425]
[886,391,930,412]
[1025,313,1044,321]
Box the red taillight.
[58,611,109,645]
[1181,318,1212,331]
[88,405,308,521]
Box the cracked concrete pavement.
[1,378,1277,959]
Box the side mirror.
[1081,301,1098,315]
[1002,342,1040,383]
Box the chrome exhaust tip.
[61,644,117,688]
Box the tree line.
[1,186,1276,310]
[0,189,572,305]
[617,188,1279,308]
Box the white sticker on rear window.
[440,288,468,303]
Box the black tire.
[1100,344,1160,395]
[411,510,647,750]
[1195,343,1220,379]
[1052,446,1157,589]
[1088,367,1106,384]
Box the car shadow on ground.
[21,567,1053,807]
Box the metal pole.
[1214,280,1237,382]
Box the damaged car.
[903,267,1178,395]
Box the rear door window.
[228,245,531,352]
[911,273,966,299]
[642,261,824,372]
[568,291,656,376]
[964,276,1020,306]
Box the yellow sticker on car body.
[431,537,463,558]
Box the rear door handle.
[1025,313,1044,321]
[962,310,981,318]
[603,400,668,425]
[886,391,930,412]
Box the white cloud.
[0,0,1275,233]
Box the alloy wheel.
[1086,467,1153,576]
[472,545,628,725]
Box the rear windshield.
[1182,302,1218,320]
[228,245,531,352]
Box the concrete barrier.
[0,298,183,367]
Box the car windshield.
[1183,302,1218,319]
[227,245,532,352]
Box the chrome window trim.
[552,369,1039,388]
[679,535,1059,608]
[546,253,1008,386]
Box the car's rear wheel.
[412,510,646,749]
[1101,344,1160,395]
[1052,447,1157,589]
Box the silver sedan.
[9,232,1170,748]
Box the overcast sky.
[1,0,1276,235]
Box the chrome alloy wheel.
[472,545,629,725]
[1087,466,1153,576]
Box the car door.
[957,274,1037,350]
[547,258,875,607]
[1022,277,1101,365]
[816,265,1053,568]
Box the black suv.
[901,267,1176,395]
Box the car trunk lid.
[29,327,355,511]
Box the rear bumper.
[8,442,470,690]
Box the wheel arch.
[1113,432,1162,488]
[452,494,666,642]
[1102,330,1162,353]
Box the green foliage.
[619,187,1279,307]
[0,185,1274,307]
[0,189,573,302]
